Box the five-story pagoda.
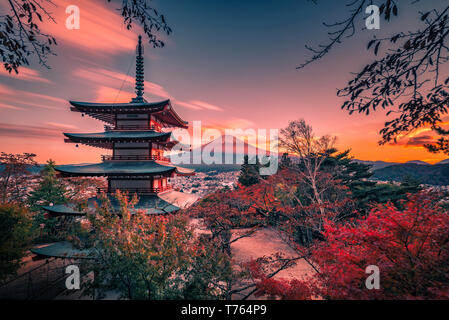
[44,36,198,216]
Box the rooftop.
[69,100,188,129]
[42,190,199,216]
[31,241,92,259]
[64,130,171,141]
[55,161,195,177]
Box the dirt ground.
[231,227,315,281]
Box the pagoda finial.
[132,35,144,103]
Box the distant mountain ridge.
[3,137,449,184]
[353,160,397,171]
[436,158,449,165]
[372,163,449,186]
[406,160,429,165]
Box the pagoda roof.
[55,161,195,177]
[42,204,85,216]
[69,99,168,111]
[64,130,171,141]
[63,130,178,149]
[69,99,188,129]
[31,241,93,259]
[42,191,199,216]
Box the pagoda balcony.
[104,124,161,131]
[97,186,173,195]
[101,154,170,162]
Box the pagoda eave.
[69,99,170,111]
[55,161,194,177]
[69,100,188,129]
[42,190,199,218]
[63,131,171,141]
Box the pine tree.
[28,160,68,241]
[28,160,67,210]
[0,203,35,283]
[322,150,422,214]
[238,155,260,186]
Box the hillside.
[406,160,429,165]
[353,160,398,171]
[436,158,449,165]
[372,163,449,185]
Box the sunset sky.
[1,0,448,164]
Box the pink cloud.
[72,67,222,111]
[144,81,172,98]
[73,67,172,101]
[0,84,15,95]
[0,83,66,109]
[172,100,202,110]
[96,86,134,103]
[40,0,138,55]
[189,100,224,112]
[0,122,63,140]
[20,91,66,105]
[45,122,78,130]
[0,67,51,83]
[0,103,23,110]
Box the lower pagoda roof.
[42,204,85,216]
[31,241,93,259]
[42,191,199,216]
[55,161,195,177]
[33,191,200,259]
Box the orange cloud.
[40,0,138,55]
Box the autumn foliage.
[249,192,449,300]
[76,191,233,300]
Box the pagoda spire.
[132,35,145,103]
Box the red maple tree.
[248,192,449,300]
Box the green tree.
[321,150,422,214]
[28,159,68,241]
[28,160,67,210]
[76,192,233,300]
[181,235,235,300]
[0,203,35,284]
[238,155,260,186]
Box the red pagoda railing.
[101,154,170,162]
[104,125,160,131]
[97,186,173,195]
